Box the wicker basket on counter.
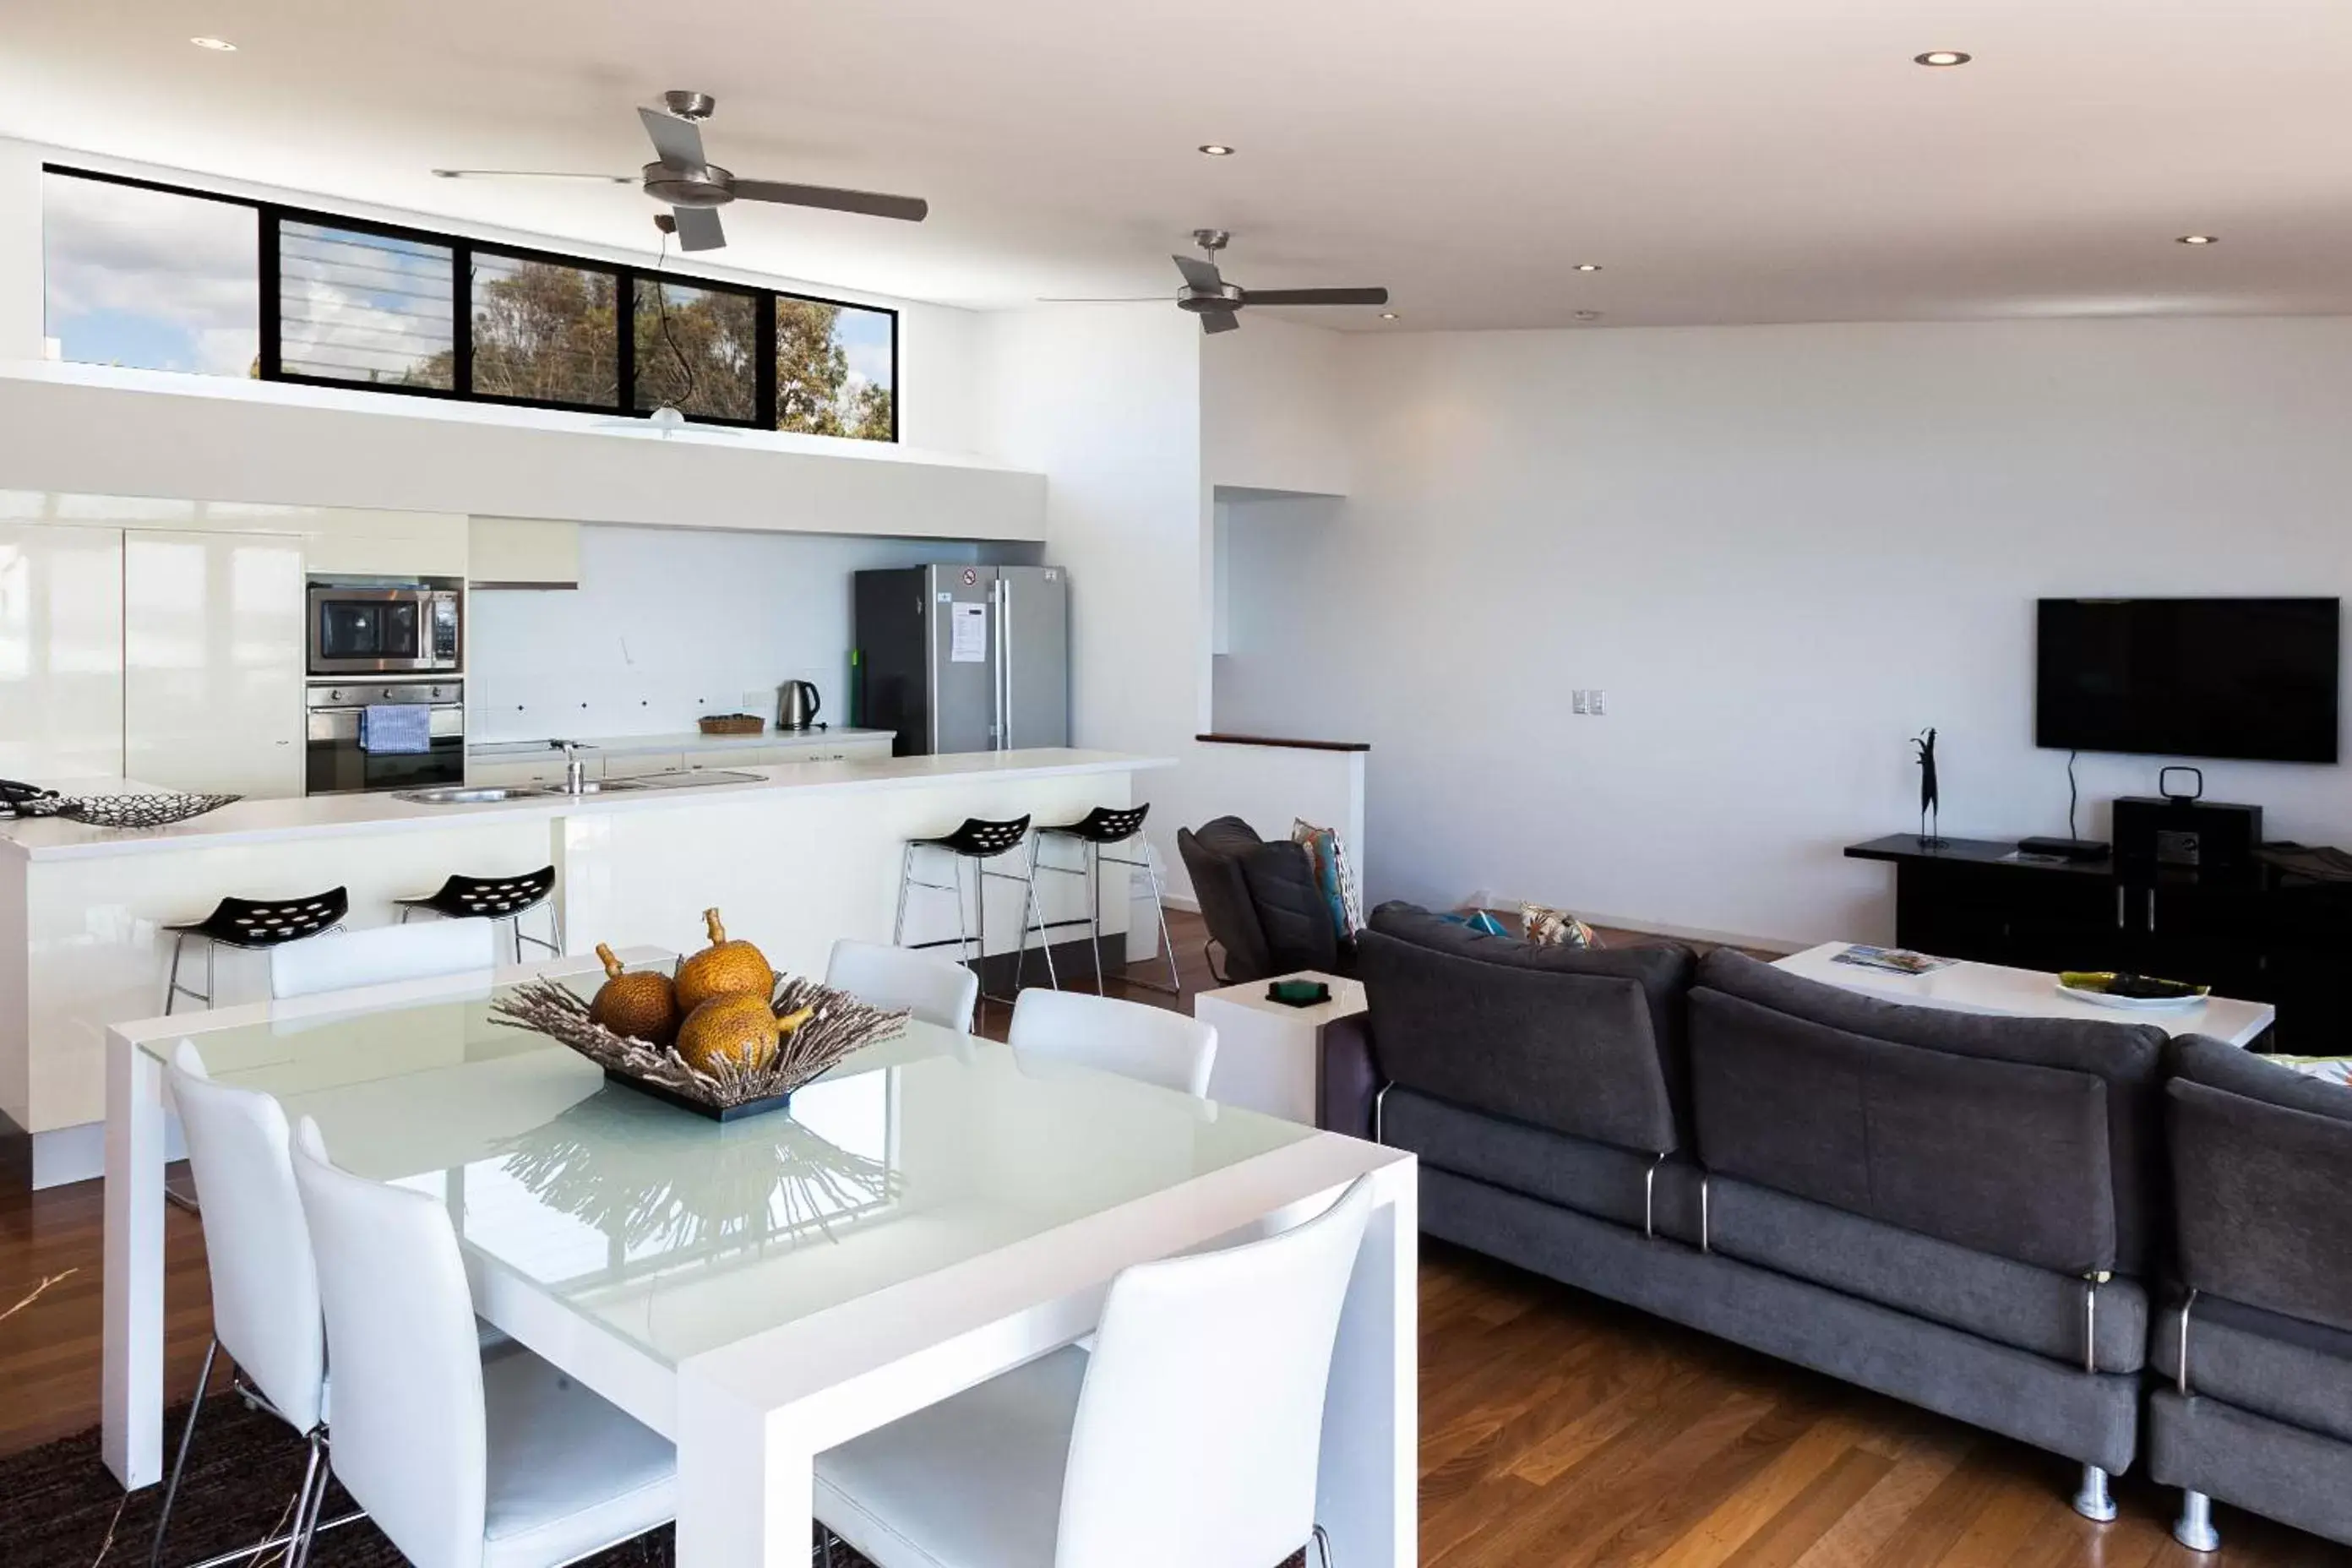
[697,714,766,736]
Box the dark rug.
[1,1395,1312,1567]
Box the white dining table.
[103,950,1418,1566]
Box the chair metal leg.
[165,933,215,1015]
[819,1526,841,1568]
[2174,1489,2220,1553]
[2072,1463,2119,1522]
[1026,836,1059,993]
[1313,1522,1336,1568]
[1087,841,1108,994]
[1143,838,1182,995]
[148,1337,219,1568]
[285,1429,326,1568]
[892,842,916,945]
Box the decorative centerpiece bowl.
[491,970,908,1121]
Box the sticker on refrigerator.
[950,602,988,662]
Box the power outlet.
[1571,689,1590,716]
[1589,689,1608,716]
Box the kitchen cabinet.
[0,524,126,781]
[302,511,468,579]
[469,517,580,589]
[125,531,308,798]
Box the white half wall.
[1232,315,2352,949]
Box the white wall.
[980,304,1212,888]
[1201,317,1351,496]
[1233,315,2352,949]
[467,525,1031,742]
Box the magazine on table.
[1832,944,1954,976]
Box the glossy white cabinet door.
[0,524,127,782]
[124,531,307,798]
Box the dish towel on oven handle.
[360,703,433,754]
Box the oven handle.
[307,705,466,743]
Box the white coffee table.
[1774,943,2274,1047]
[1194,970,1369,1124]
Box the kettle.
[778,680,821,732]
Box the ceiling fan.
[1043,229,1388,333]
[432,90,928,252]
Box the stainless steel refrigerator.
[852,565,1070,755]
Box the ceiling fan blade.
[1239,286,1391,307]
[639,105,709,170]
[1035,295,1171,302]
[1173,253,1224,291]
[431,169,634,183]
[671,205,727,251]
[1200,309,1242,335]
[732,180,929,222]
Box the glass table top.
[150,973,1317,1367]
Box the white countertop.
[1774,941,2275,1046]
[468,727,896,760]
[0,749,1171,862]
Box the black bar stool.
[163,889,351,1015]
[1032,804,1182,995]
[893,816,1056,1006]
[396,866,561,963]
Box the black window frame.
[773,286,901,444]
[42,163,899,440]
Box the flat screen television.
[2036,597,2340,764]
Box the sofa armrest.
[1319,1014,1381,1139]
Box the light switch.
[1572,689,1590,716]
[1590,689,1608,716]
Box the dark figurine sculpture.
[1914,727,1944,847]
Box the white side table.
[1194,970,1368,1124]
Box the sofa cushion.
[1380,1087,1701,1242]
[2169,1071,2352,1336]
[1690,987,2117,1277]
[2149,1390,2352,1548]
[1704,1175,2145,1372]
[1358,927,1680,1155]
[1367,901,1696,1140]
[1694,949,2168,1273]
[1239,839,1341,974]
[2152,1292,2352,1446]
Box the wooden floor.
[2,912,2341,1564]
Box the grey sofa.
[1320,902,2170,1518]
[2149,1037,2352,1552]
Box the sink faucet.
[554,741,587,794]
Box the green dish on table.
[2058,971,2210,1010]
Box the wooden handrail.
[1195,733,1371,753]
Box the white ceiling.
[6,0,2349,330]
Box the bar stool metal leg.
[892,842,917,945]
[1088,841,1108,994]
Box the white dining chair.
[826,937,982,1032]
[1008,988,1218,1099]
[154,1041,342,1568]
[268,916,498,1000]
[814,1175,1374,1568]
[289,1114,677,1568]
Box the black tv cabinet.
[1844,834,2352,1049]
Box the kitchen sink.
[395,785,549,804]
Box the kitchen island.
[0,748,1168,1186]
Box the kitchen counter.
[0,749,1152,862]
[0,747,1170,1185]
[468,727,897,761]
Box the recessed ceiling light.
[189,35,237,51]
[1914,50,1970,67]
[1196,144,1235,157]
[1574,310,1603,322]
[1573,263,1603,273]
[2176,233,2220,245]
[1380,312,1398,320]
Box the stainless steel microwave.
[307,579,462,676]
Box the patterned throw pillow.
[1291,819,1366,939]
[1520,901,1599,949]
[2273,1055,2352,1088]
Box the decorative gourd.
[674,992,782,1076]
[674,907,776,1012]
[588,943,678,1045]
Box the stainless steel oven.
[306,682,466,795]
[307,578,463,676]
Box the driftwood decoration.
[490,972,908,1111]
